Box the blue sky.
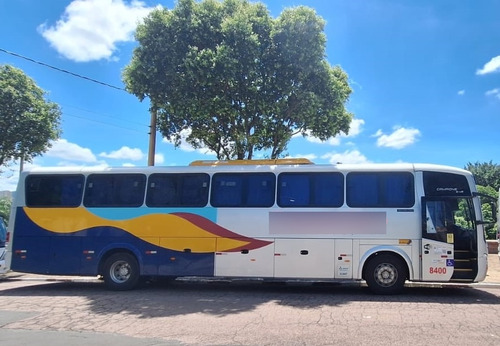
[1,0,499,191]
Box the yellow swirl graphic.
[23,207,250,253]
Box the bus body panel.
[215,243,275,277]
[335,239,353,279]
[274,238,335,278]
[421,238,454,281]
[10,207,216,277]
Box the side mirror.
[473,192,497,224]
[491,202,498,223]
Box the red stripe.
[172,212,272,251]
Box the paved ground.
[1,257,500,345]
[2,254,500,284]
[485,253,500,283]
[0,254,500,346]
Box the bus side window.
[210,173,275,207]
[147,175,176,206]
[26,175,84,208]
[116,176,146,206]
[347,173,378,207]
[180,174,209,206]
[312,173,344,207]
[246,174,275,207]
[278,174,310,206]
[146,173,209,207]
[346,172,414,208]
[424,199,459,242]
[211,175,243,207]
[425,200,446,234]
[277,172,343,207]
[84,174,146,207]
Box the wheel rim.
[373,262,398,287]
[110,260,131,283]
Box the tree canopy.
[0,197,11,222]
[465,161,500,239]
[0,65,62,168]
[466,161,500,191]
[123,0,352,160]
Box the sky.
[1,0,499,191]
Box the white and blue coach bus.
[6,159,490,294]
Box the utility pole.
[19,147,24,172]
[148,108,157,166]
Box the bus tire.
[102,253,140,291]
[364,254,406,295]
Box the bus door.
[421,198,455,281]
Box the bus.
[5,159,491,294]
[498,188,500,259]
[0,217,7,274]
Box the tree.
[0,65,62,168]
[465,161,500,191]
[123,0,352,160]
[0,197,11,222]
[476,185,498,239]
[465,162,500,239]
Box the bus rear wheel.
[364,254,406,295]
[102,253,140,291]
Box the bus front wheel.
[364,254,406,295]
[102,253,140,291]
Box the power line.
[64,113,146,134]
[1,48,149,130]
[1,48,160,166]
[61,103,149,128]
[0,48,126,91]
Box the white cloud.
[99,146,144,160]
[0,166,21,191]
[78,163,110,169]
[321,150,370,164]
[486,88,500,100]
[171,128,196,152]
[287,154,318,162]
[303,133,341,145]
[38,0,156,62]
[163,128,196,152]
[346,118,365,137]
[303,118,365,146]
[374,126,421,149]
[155,153,165,165]
[476,56,500,75]
[457,90,465,96]
[162,128,216,156]
[46,139,98,162]
[1,140,112,191]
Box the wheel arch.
[358,246,413,281]
[97,244,142,276]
